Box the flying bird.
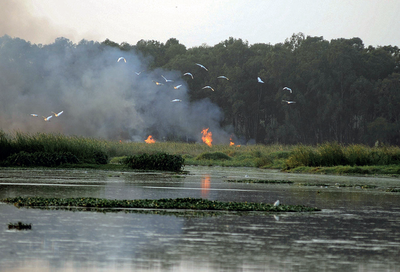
[174,85,182,89]
[282,100,296,104]
[283,87,292,93]
[117,57,126,63]
[171,99,182,102]
[273,200,280,207]
[30,114,38,117]
[202,86,215,92]
[152,80,164,86]
[43,115,52,122]
[217,76,229,80]
[135,71,142,76]
[52,111,63,117]
[196,63,208,71]
[257,77,264,83]
[161,75,173,82]
[183,72,194,79]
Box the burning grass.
[1,197,321,212]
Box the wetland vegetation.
[2,131,400,176]
[1,196,320,212]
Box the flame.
[201,128,212,147]
[229,136,240,147]
[145,135,156,144]
[201,175,210,198]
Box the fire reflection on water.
[201,175,210,198]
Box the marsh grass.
[284,142,400,169]
[0,131,108,165]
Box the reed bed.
[284,142,400,169]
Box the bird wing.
[184,72,193,79]
[218,76,229,80]
[196,63,208,71]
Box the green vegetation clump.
[122,152,184,171]
[1,197,321,212]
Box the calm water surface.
[0,166,400,272]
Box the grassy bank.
[2,131,400,176]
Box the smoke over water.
[0,35,229,143]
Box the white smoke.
[0,36,229,143]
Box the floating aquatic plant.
[225,179,293,184]
[1,197,320,212]
[386,188,400,192]
[8,222,32,230]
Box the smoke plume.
[0,35,228,143]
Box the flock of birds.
[29,57,295,121]
[118,57,296,104]
[30,111,63,122]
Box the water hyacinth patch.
[225,179,294,184]
[8,222,32,230]
[1,197,320,212]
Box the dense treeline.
[104,33,400,145]
[1,33,399,145]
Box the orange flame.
[229,137,240,147]
[201,128,212,147]
[145,135,156,144]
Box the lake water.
[1,166,400,272]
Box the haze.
[1,0,399,48]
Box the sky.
[1,0,399,48]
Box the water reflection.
[1,167,400,271]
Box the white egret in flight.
[196,63,208,71]
[174,85,182,89]
[135,71,142,76]
[273,200,280,206]
[257,77,264,83]
[283,87,292,93]
[183,72,194,79]
[171,99,182,102]
[161,75,173,82]
[117,57,126,63]
[282,100,296,104]
[30,114,38,117]
[43,115,52,122]
[217,76,229,80]
[52,111,63,117]
[202,86,215,92]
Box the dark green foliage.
[196,152,231,161]
[92,150,108,164]
[122,152,184,171]
[1,196,321,212]
[4,151,79,167]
